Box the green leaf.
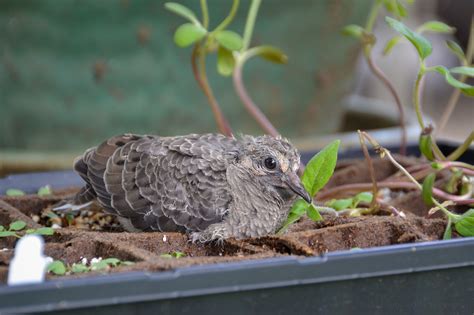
[30,227,55,236]
[71,263,90,273]
[383,0,408,18]
[326,198,353,211]
[450,66,474,77]
[214,30,243,51]
[164,2,200,25]
[172,251,186,258]
[418,21,455,34]
[91,260,109,271]
[9,220,26,231]
[385,17,432,60]
[354,192,373,207]
[253,46,288,64]
[25,229,35,234]
[445,40,465,62]
[0,225,4,231]
[278,199,309,234]
[37,185,52,196]
[121,261,135,266]
[307,203,323,221]
[341,24,365,39]
[0,231,18,237]
[454,209,474,237]
[173,23,207,48]
[48,261,66,275]
[102,258,121,267]
[421,173,436,206]
[419,133,434,161]
[431,65,474,96]
[6,189,25,197]
[160,254,173,258]
[217,46,235,76]
[301,140,340,196]
[383,36,401,55]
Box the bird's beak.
[284,172,312,203]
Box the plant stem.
[200,0,209,29]
[232,62,279,136]
[413,65,426,130]
[358,130,379,210]
[212,0,240,33]
[364,1,382,34]
[447,131,474,161]
[365,53,407,155]
[241,0,262,52]
[191,45,233,136]
[437,18,474,134]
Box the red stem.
[232,63,279,137]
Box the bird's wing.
[75,133,237,232]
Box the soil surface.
[0,156,457,282]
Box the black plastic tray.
[0,238,473,314]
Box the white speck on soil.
[163,235,167,242]
[51,224,62,229]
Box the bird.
[71,133,310,242]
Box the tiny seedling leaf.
[326,198,352,211]
[31,227,55,236]
[0,231,18,237]
[354,192,373,205]
[48,261,66,275]
[454,209,474,237]
[450,66,474,77]
[418,21,455,34]
[91,260,109,271]
[383,0,408,18]
[254,46,288,64]
[173,23,207,47]
[445,40,465,63]
[306,203,323,221]
[341,24,365,39]
[431,65,474,96]
[385,17,432,60]
[164,2,200,25]
[37,185,52,196]
[71,263,90,273]
[278,199,309,234]
[217,46,235,76]
[0,226,4,231]
[421,173,435,206]
[102,258,121,267]
[173,251,186,258]
[6,189,25,197]
[122,261,135,266]
[9,220,26,231]
[214,30,243,51]
[160,254,173,258]
[302,140,340,197]
[383,36,401,55]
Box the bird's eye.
[264,157,277,170]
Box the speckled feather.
[73,133,306,241]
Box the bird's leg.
[190,222,231,244]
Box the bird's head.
[230,135,311,204]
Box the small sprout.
[164,2,201,25]
[37,185,53,196]
[214,30,243,51]
[417,21,455,34]
[383,36,401,55]
[418,126,434,161]
[341,24,365,39]
[6,189,25,197]
[421,173,436,206]
[325,192,374,212]
[453,209,474,237]
[217,46,236,76]
[0,221,55,238]
[47,261,66,276]
[252,45,288,64]
[71,263,89,273]
[445,40,466,63]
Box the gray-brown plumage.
[73,133,310,242]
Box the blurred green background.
[0,0,373,174]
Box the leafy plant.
[165,0,287,137]
[279,140,340,233]
[5,189,25,197]
[0,220,54,238]
[47,258,134,276]
[326,192,373,211]
[37,185,53,196]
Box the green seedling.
[5,189,25,197]
[0,220,54,238]
[278,140,340,233]
[326,192,373,211]
[48,258,134,276]
[160,251,186,259]
[166,0,287,137]
[37,185,53,196]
